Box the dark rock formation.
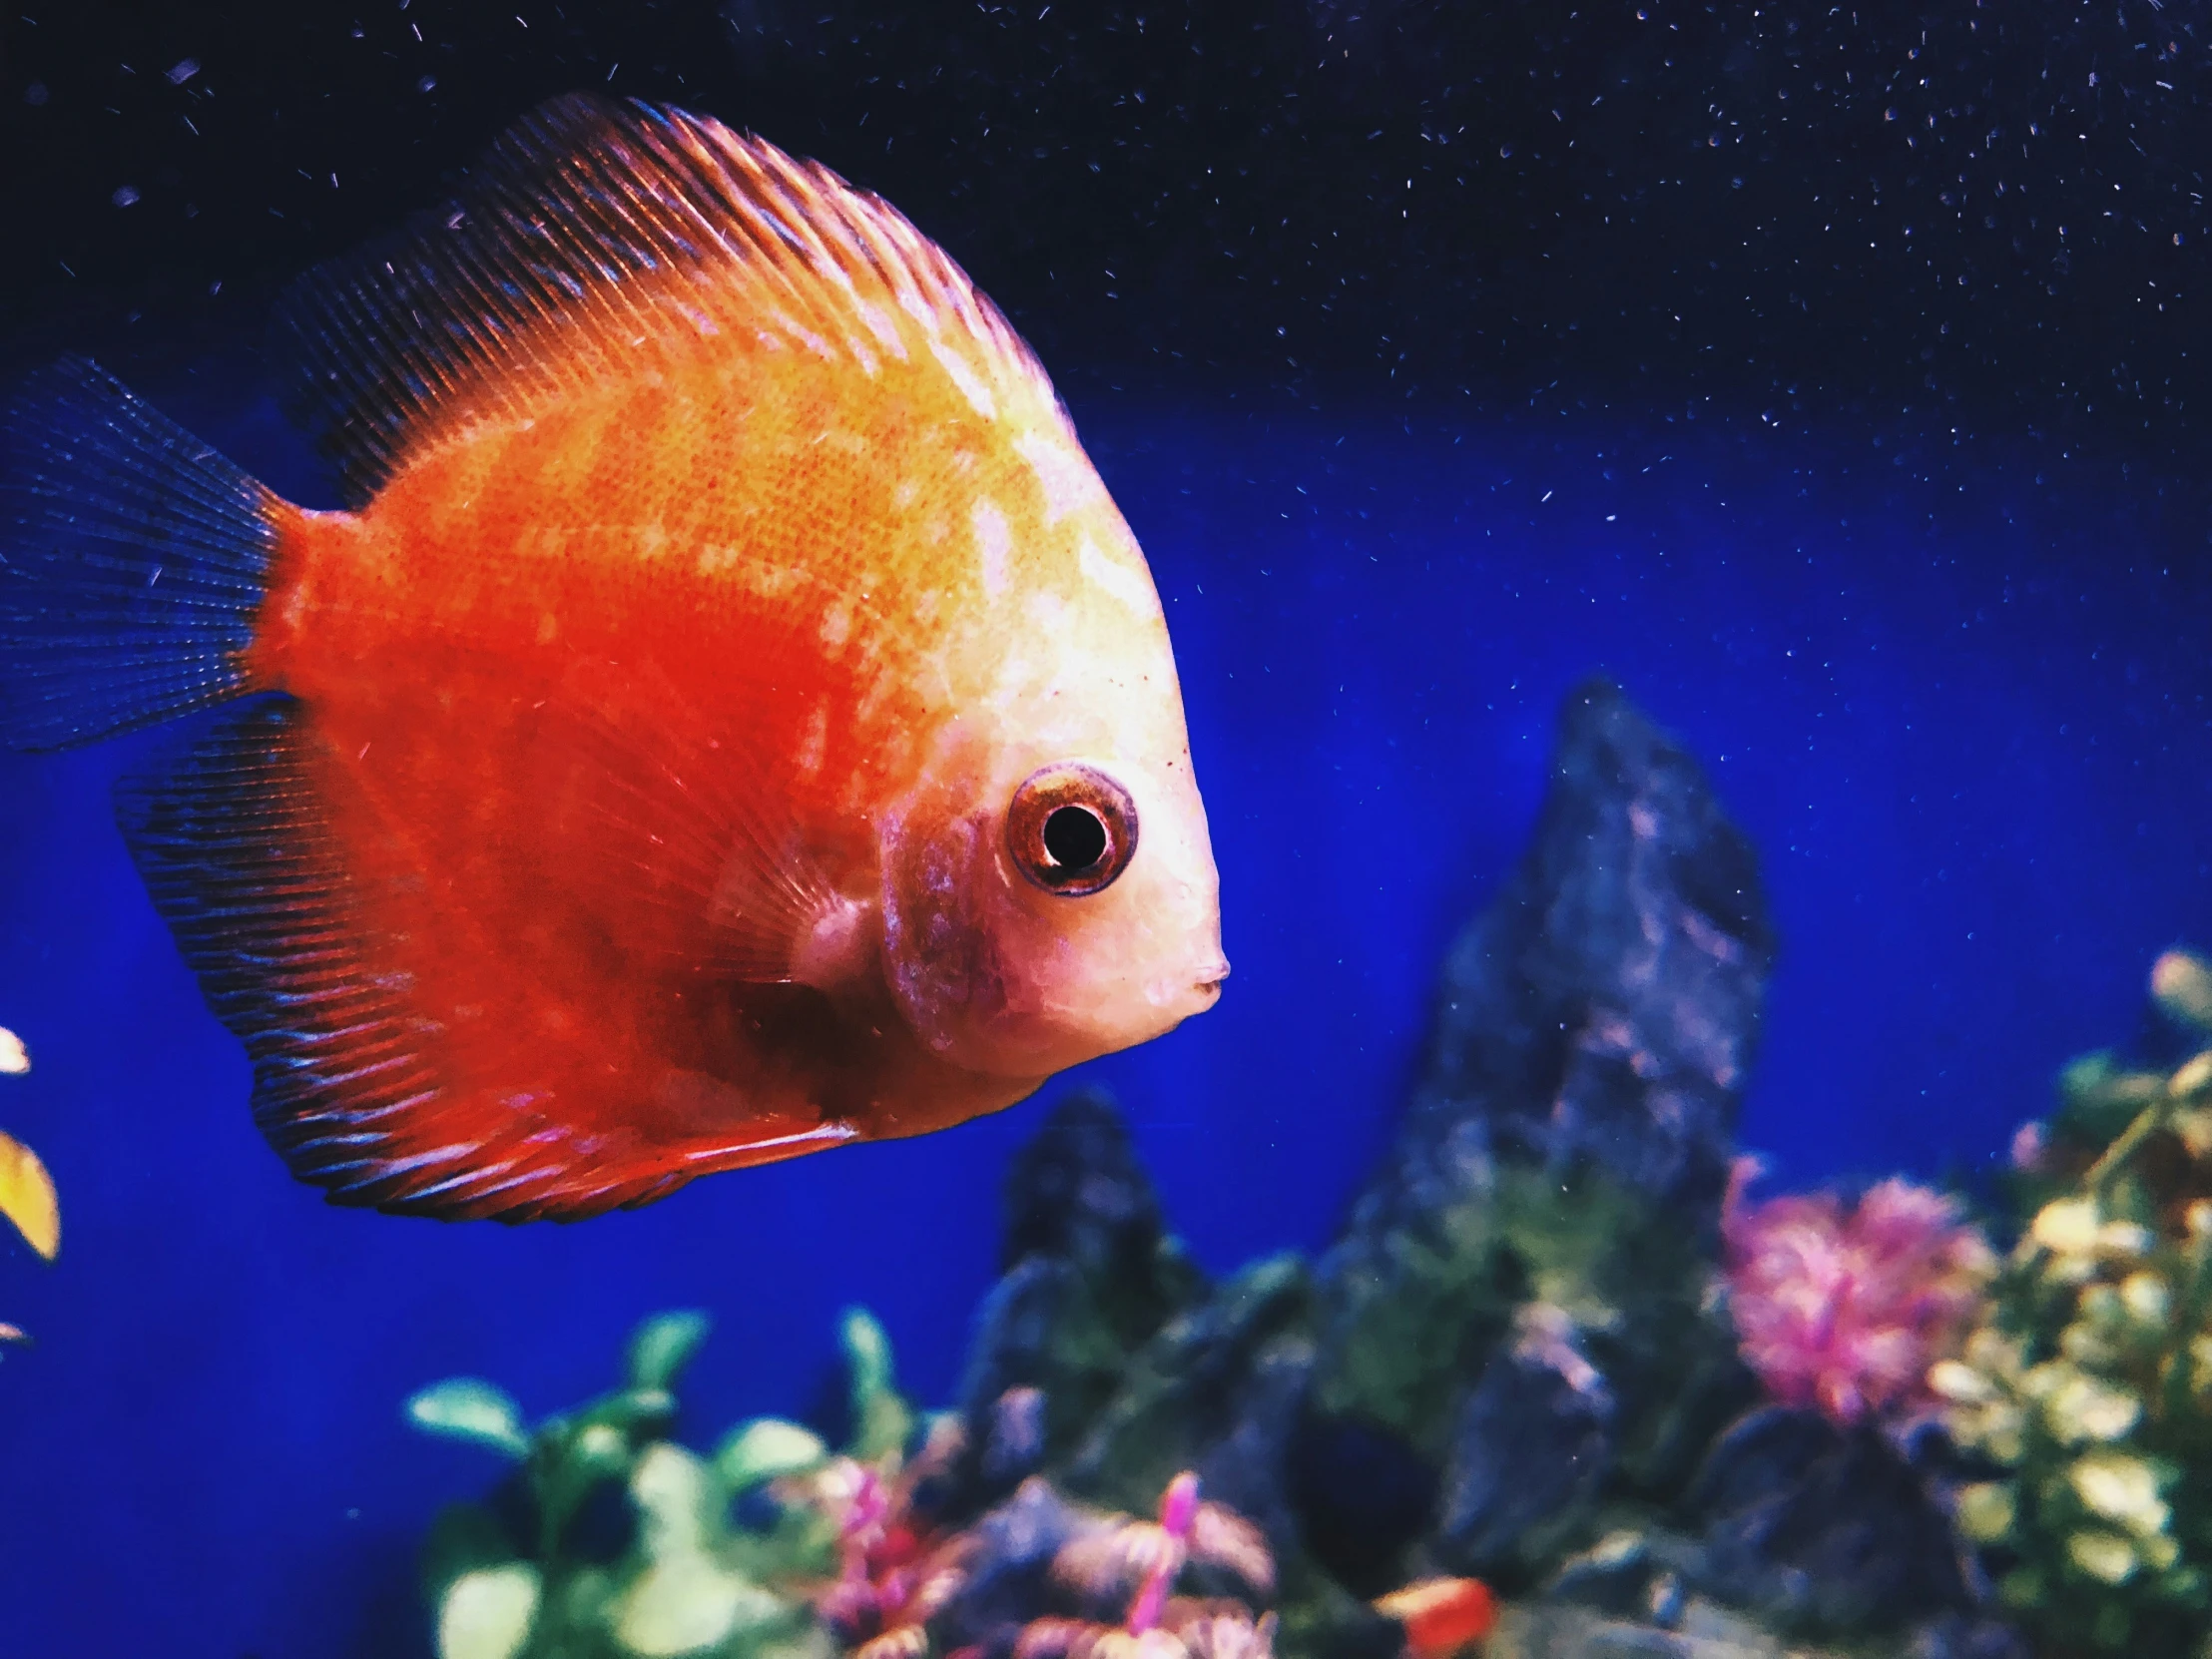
[996,1088,1181,1286]
[1904,1614,2033,1659]
[1061,1254,1314,1536]
[1349,677,1776,1241]
[1685,1406,1971,1634]
[1532,1527,2027,1659]
[1434,1344,1617,1578]
[1308,681,1774,1577]
[950,1091,1207,1504]
[934,1476,1111,1659]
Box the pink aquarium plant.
[1009,1471,1277,1659]
[796,1419,974,1659]
[1721,1160,1994,1426]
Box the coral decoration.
[1721,1160,1994,1425]
[1013,1605,1276,1659]
[1371,1578,1498,1659]
[1016,1472,1277,1659]
[1049,1470,1276,1613]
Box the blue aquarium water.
[7,6,2212,1659]
[5,374,2208,1654]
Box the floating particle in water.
[111,185,140,208]
[166,57,199,84]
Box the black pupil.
[1042,805,1109,871]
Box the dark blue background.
[2,365,2209,1654]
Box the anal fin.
[115,699,842,1222]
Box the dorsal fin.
[275,94,1052,506]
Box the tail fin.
[0,358,277,752]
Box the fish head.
[877,495,1225,1081]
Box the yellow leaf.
[0,1132,59,1261]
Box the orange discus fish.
[0,95,1225,1222]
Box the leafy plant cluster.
[412,1307,911,1659]
[1934,949,2212,1657]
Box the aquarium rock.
[1301,683,1768,1581]
[933,1477,1108,1658]
[1902,1614,2033,1659]
[1345,677,1774,1236]
[1434,1342,1616,1578]
[1487,1596,1836,1659]
[1685,1406,1969,1632]
[953,1091,1208,1499]
[1061,1253,1314,1541]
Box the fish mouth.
[1143,958,1228,1025]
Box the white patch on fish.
[1025,590,1073,639]
[852,297,910,361]
[796,704,829,777]
[1078,533,1156,615]
[1015,429,1101,523]
[931,339,998,420]
[973,500,1013,599]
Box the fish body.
[0,97,1224,1220]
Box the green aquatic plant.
[1933,948,2212,1657]
[410,1306,927,1659]
[1313,1157,1742,1504]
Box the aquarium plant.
[1721,1162,1994,1427]
[1014,1469,1277,1659]
[1316,1161,1727,1465]
[0,1020,57,1347]
[409,1306,926,1659]
[1933,949,2212,1655]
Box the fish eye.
[1006,763,1139,896]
